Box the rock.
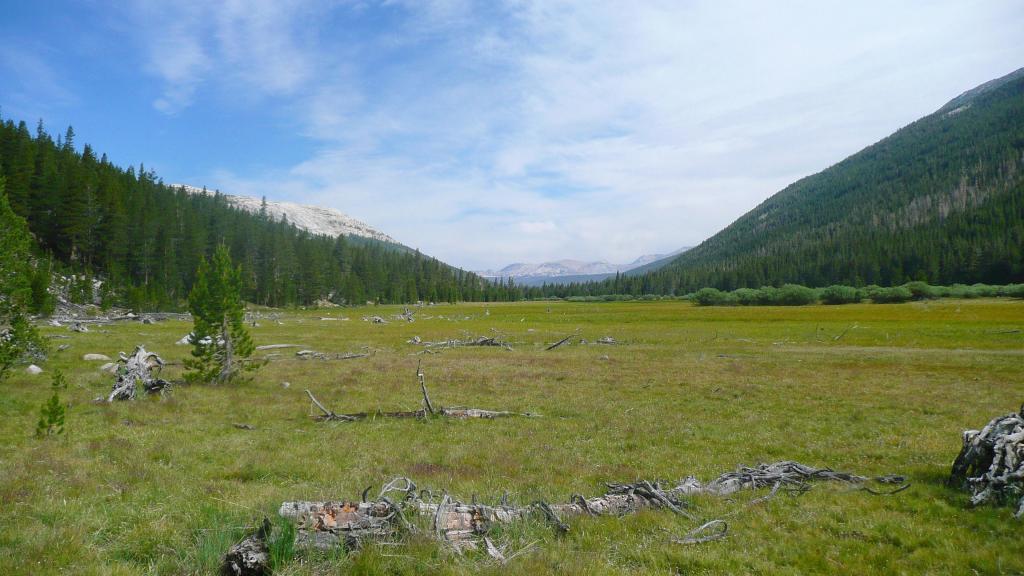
[142,318,154,325]
[281,381,291,389]
[176,333,193,345]
[25,365,43,375]
[99,362,118,374]
[83,353,111,361]
[49,320,62,327]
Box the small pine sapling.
[35,369,67,438]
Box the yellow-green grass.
[1,299,1022,574]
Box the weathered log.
[280,461,904,553]
[950,406,1024,518]
[101,345,167,402]
[296,349,372,361]
[409,336,512,351]
[221,518,271,576]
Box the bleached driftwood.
[280,461,904,552]
[950,406,1024,518]
[101,345,169,402]
[408,335,512,352]
[295,348,372,361]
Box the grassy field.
[1,299,1023,575]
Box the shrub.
[869,286,913,304]
[692,287,734,306]
[971,283,999,297]
[820,285,861,305]
[732,288,762,306]
[776,284,817,305]
[1003,284,1024,299]
[903,281,937,300]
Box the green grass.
[1,299,1023,574]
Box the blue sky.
[2,1,1022,271]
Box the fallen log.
[408,335,512,351]
[280,461,903,553]
[99,345,169,402]
[950,405,1024,518]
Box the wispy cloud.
[123,0,1024,269]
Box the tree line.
[0,116,520,310]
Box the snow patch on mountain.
[171,184,396,244]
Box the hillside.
[0,119,510,309]
[586,66,1024,295]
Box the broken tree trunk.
[221,518,272,576]
[280,461,904,552]
[408,335,512,352]
[950,406,1024,518]
[103,345,169,402]
[304,389,534,423]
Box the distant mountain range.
[595,65,1024,294]
[171,184,397,244]
[479,248,689,286]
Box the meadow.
[1,299,1023,575]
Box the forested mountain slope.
[0,119,507,309]
[608,66,1024,294]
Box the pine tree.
[0,176,45,381]
[185,245,256,384]
[35,369,66,438]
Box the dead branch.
[408,336,512,352]
[545,335,574,351]
[417,360,434,415]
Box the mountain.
[480,248,689,286]
[171,184,397,244]
[564,66,1024,296]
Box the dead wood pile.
[98,345,170,402]
[950,405,1024,518]
[279,461,906,554]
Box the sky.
[1,1,1022,271]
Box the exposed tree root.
[950,405,1024,518]
[98,345,169,402]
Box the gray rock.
[83,353,111,361]
[25,365,43,375]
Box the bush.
[732,288,762,306]
[1003,284,1024,299]
[971,283,999,297]
[869,286,913,304]
[903,281,937,300]
[773,284,818,306]
[692,287,734,306]
[820,285,861,305]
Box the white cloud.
[128,0,1024,269]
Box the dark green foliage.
[867,286,914,304]
[692,287,734,306]
[186,246,256,384]
[0,176,46,380]
[903,281,937,300]
[0,116,506,309]
[820,285,862,305]
[35,370,66,438]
